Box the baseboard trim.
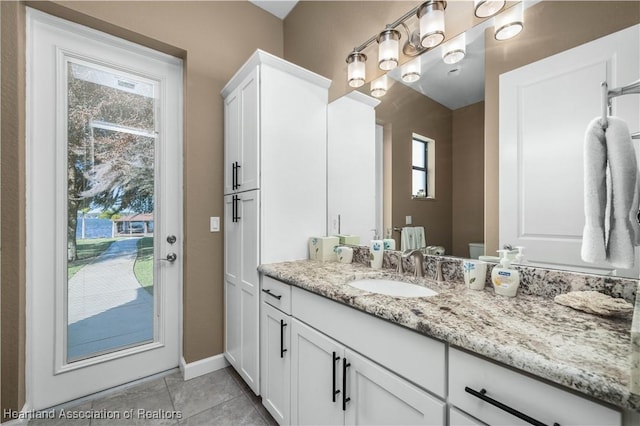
[179,353,229,381]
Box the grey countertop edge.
[258,262,640,413]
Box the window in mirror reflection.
[412,134,435,199]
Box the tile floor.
[28,367,277,426]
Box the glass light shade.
[442,32,466,64]
[370,75,388,98]
[346,52,367,88]
[418,1,446,49]
[494,2,524,41]
[378,29,401,71]
[474,0,505,18]
[401,58,421,83]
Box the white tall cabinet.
[222,50,330,395]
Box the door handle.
[234,195,241,222]
[160,253,177,263]
[332,352,341,402]
[231,162,236,190]
[232,195,236,223]
[235,161,241,189]
[280,319,288,358]
[342,357,351,411]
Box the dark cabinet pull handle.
[280,320,287,358]
[464,387,559,426]
[234,161,241,189]
[231,162,236,190]
[342,357,351,411]
[332,352,341,402]
[233,195,241,222]
[261,289,282,300]
[231,195,236,223]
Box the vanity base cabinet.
[449,347,621,426]
[291,286,446,398]
[344,349,445,425]
[291,318,343,426]
[291,318,445,426]
[261,302,291,425]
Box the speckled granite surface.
[258,260,640,412]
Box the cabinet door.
[238,67,260,192]
[223,195,240,368]
[237,190,260,394]
[261,303,290,425]
[291,319,344,426]
[344,349,446,426]
[224,88,239,195]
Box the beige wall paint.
[1,0,282,416]
[484,1,640,254]
[1,1,26,416]
[376,82,453,252]
[452,101,484,257]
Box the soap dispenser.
[491,250,521,297]
[370,230,384,269]
[383,228,396,251]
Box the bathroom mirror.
[339,1,640,278]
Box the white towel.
[414,226,426,249]
[581,116,638,268]
[401,227,414,251]
[400,226,427,251]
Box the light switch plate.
[406,215,412,225]
[210,216,220,232]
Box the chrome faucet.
[403,249,424,278]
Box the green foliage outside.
[67,238,117,280]
[134,237,154,295]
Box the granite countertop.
[258,260,640,412]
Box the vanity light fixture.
[494,2,524,41]
[418,0,447,49]
[346,51,367,88]
[401,57,422,83]
[474,0,505,18]
[370,75,388,98]
[442,32,466,65]
[377,28,402,70]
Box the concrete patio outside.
[67,237,153,361]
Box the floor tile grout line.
[163,376,180,425]
[179,392,248,423]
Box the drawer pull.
[342,358,351,411]
[464,387,559,426]
[332,352,341,402]
[262,289,282,300]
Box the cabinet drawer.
[261,275,292,314]
[292,286,446,398]
[449,347,621,426]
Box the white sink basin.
[348,279,438,298]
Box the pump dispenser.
[383,228,396,250]
[491,250,521,297]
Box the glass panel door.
[66,60,157,362]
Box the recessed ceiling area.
[249,1,299,20]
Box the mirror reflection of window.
[412,133,435,199]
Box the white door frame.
[26,8,183,410]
